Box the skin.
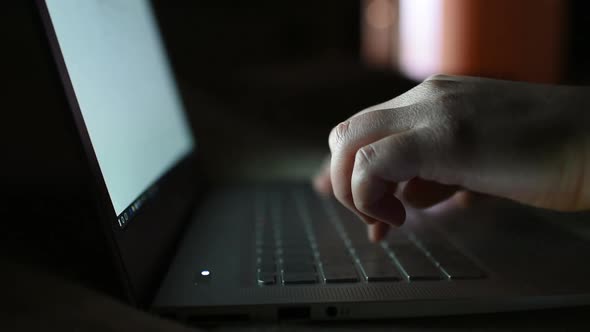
[312,75,590,242]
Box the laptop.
[35,0,590,322]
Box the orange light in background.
[439,0,566,83]
[398,0,443,81]
[361,0,397,69]
[366,0,395,29]
[361,0,567,84]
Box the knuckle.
[422,74,460,95]
[328,120,351,152]
[355,144,377,170]
[425,73,451,82]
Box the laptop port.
[325,306,338,317]
[277,306,311,320]
[185,314,250,323]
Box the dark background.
[1,0,589,302]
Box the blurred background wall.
[148,0,589,142]
[362,0,572,83]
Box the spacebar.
[283,272,317,284]
[390,244,443,280]
[322,265,359,283]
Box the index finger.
[329,105,420,223]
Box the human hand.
[313,75,590,241]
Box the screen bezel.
[35,0,199,306]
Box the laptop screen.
[45,0,194,227]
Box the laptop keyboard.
[255,186,486,286]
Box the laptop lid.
[36,0,199,306]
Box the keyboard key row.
[255,188,486,286]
